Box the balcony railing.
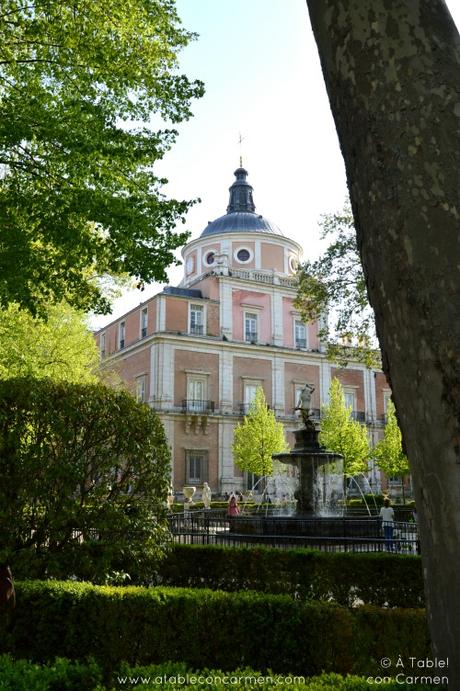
[295,339,307,349]
[189,324,204,335]
[244,332,258,343]
[237,402,271,415]
[182,399,215,414]
[351,411,366,422]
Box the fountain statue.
[274,384,343,516]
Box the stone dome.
[200,167,283,237]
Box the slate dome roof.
[200,167,283,237]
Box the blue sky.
[92,0,460,328]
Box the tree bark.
[306,0,460,683]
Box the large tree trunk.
[306,0,460,684]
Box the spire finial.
[238,132,244,168]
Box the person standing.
[227,493,239,517]
[380,497,395,552]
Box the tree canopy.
[232,387,288,477]
[295,201,379,368]
[319,378,369,478]
[0,303,100,383]
[373,400,410,502]
[0,0,204,315]
[0,377,171,583]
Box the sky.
[91,0,460,330]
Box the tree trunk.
[306,0,460,684]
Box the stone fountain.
[272,384,343,516]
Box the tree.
[319,378,369,481]
[233,387,288,477]
[0,1,204,316]
[295,201,379,368]
[0,303,100,383]
[306,0,460,681]
[0,378,171,583]
[373,400,410,504]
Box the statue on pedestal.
[202,482,212,510]
[295,383,316,429]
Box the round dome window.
[205,251,215,266]
[235,248,252,263]
[289,256,299,273]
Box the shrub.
[0,378,171,583]
[0,657,438,690]
[0,581,429,678]
[152,545,425,608]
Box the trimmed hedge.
[0,581,429,678]
[153,544,424,608]
[0,657,439,690]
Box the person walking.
[380,497,395,552]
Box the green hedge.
[0,581,429,678]
[0,656,439,690]
[153,545,424,608]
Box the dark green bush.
[0,654,103,690]
[152,545,424,607]
[0,377,171,583]
[0,581,429,678]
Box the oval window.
[205,251,215,265]
[236,248,251,262]
[289,256,299,272]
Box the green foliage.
[233,387,288,476]
[295,201,379,368]
[319,378,370,476]
[0,580,430,678]
[374,401,410,485]
[0,657,431,691]
[0,303,100,383]
[154,544,424,608]
[0,1,204,315]
[0,655,104,691]
[0,378,170,582]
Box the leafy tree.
[373,400,410,504]
[295,201,379,368]
[0,378,171,583]
[233,387,288,477]
[319,378,369,479]
[0,1,204,315]
[0,303,100,383]
[306,0,460,679]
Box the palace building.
[95,166,398,495]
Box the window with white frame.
[100,332,106,358]
[343,389,356,412]
[294,320,307,349]
[189,304,204,335]
[185,450,208,484]
[244,312,258,343]
[140,308,148,339]
[136,375,146,403]
[118,321,126,349]
[243,381,260,414]
[187,376,207,412]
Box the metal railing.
[167,511,420,554]
[189,325,204,335]
[244,331,258,343]
[181,399,215,413]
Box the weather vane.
[238,132,244,168]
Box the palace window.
[294,320,307,349]
[118,321,126,350]
[136,375,146,403]
[189,304,204,335]
[244,312,258,343]
[185,450,208,484]
[140,308,148,339]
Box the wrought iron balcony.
[295,338,307,349]
[351,411,366,422]
[189,325,204,335]
[244,331,258,343]
[182,399,215,414]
